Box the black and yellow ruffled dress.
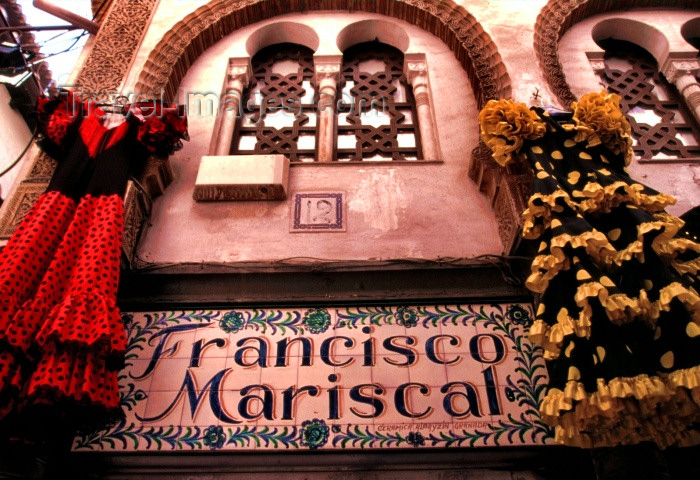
[479,91,700,448]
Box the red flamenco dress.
[0,91,187,442]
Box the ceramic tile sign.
[291,192,345,232]
[73,304,554,452]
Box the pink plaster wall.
[136,13,503,269]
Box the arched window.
[336,42,421,162]
[596,39,700,161]
[231,43,318,163]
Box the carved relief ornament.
[226,58,252,87]
[314,56,343,91]
[662,59,700,84]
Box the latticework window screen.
[337,42,421,162]
[597,40,700,161]
[232,43,318,163]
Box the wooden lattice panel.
[232,44,317,163]
[338,42,421,162]
[598,43,700,161]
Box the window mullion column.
[314,55,343,163]
[213,58,252,156]
[404,54,441,161]
[662,59,700,123]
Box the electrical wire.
[1,3,103,182]
[14,0,102,49]
[35,30,85,49]
[22,27,74,48]
[26,31,87,65]
[47,30,86,57]
[11,1,94,87]
[36,28,72,45]
[128,252,532,288]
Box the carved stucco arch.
[535,0,699,107]
[591,18,670,66]
[135,0,510,107]
[132,0,529,254]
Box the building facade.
[0,0,51,206]
[0,0,699,478]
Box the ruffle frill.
[479,91,700,448]
[0,291,127,436]
[478,98,547,166]
[540,366,700,448]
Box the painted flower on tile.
[202,425,226,450]
[121,312,133,327]
[299,418,329,449]
[406,431,425,447]
[303,308,331,334]
[506,305,531,326]
[395,306,418,328]
[220,311,245,333]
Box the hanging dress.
[0,91,187,440]
[478,91,700,448]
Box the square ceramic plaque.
[291,192,345,232]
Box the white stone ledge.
[193,154,290,201]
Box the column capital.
[403,53,429,87]
[314,55,343,89]
[662,58,699,84]
[313,55,343,163]
[660,57,700,123]
[227,57,253,86]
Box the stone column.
[663,59,700,123]
[404,53,441,161]
[314,56,343,163]
[213,58,252,156]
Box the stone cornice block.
[193,154,290,201]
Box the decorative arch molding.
[134,0,511,108]
[534,0,698,107]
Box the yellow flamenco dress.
[478,91,700,448]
